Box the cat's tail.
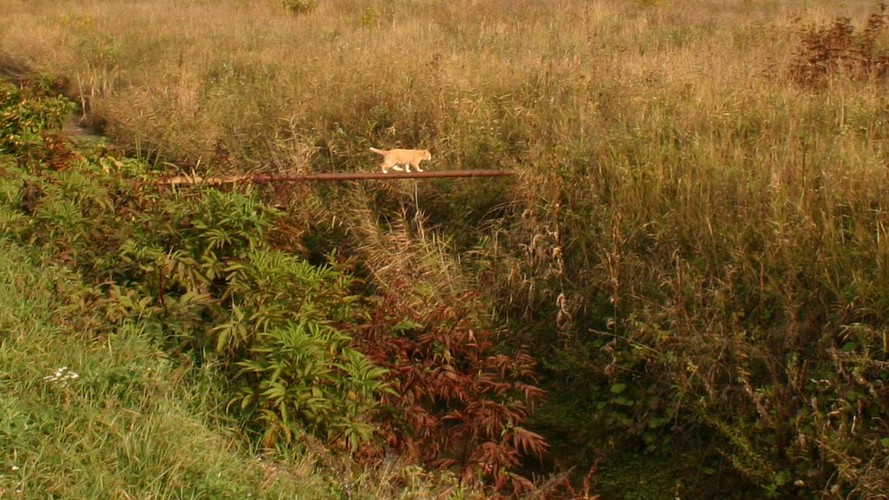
[369,147,387,155]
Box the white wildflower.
[43,366,80,385]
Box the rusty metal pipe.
[155,170,516,186]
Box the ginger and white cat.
[370,147,432,174]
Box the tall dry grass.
[0,0,857,172]
[3,0,889,495]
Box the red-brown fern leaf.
[349,282,548,495]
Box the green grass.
[0,238,331,498]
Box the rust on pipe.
[155,170,516,186]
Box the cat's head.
[422,150,432,160]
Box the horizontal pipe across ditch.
[155,170,516,186]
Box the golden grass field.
[1,0,880,172]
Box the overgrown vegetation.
[3,0,889,497]
[0,78,541,497]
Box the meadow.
[2,0,889,497]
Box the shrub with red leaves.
[351,278,548,495]
[789,3,889,86]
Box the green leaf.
[610,383,626,394]
[614,396,633,406]
[881,437,889,448]
[393,318,424,333]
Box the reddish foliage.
[22,132,80,171]
[790,3,889,86]
[351,278,548,496]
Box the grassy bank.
[3,0,889,497]
[0,237,334,497]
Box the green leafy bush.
[0,83,389,455]
[0,80,74,159]
[236,320,390,450]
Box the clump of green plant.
[236,321,392,450]
[0,79,75,167]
